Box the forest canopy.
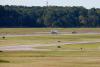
[0,5,100,28]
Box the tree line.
[0,5,100,28]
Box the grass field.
[36,42,100,51]
[0,28,100,35]
[0,28,100,67]
[0,51,100,67]
[0,34,100,46]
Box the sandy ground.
[0,40,100,51]
[0,32,100,51]
[0,32,100,37]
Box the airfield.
[0,28,100,67]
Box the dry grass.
[37,42,100,51]
[0,34,100,46]
[0,48,100,67]
[0,57,100,67]
[0,28,100,35]
[0,28,100,67]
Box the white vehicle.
[51,30,58,34]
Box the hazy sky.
[0,0,100,8]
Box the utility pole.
[43,0,58,34]
[43,0,49,27]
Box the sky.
[0,0,100,9]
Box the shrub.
[0,51,3,52]
[2,36,5,39]
[58,41,61,42]
[0,60,10,63]
[57,46,61,48]
[72,31,77,34]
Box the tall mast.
[44,0,49,27]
